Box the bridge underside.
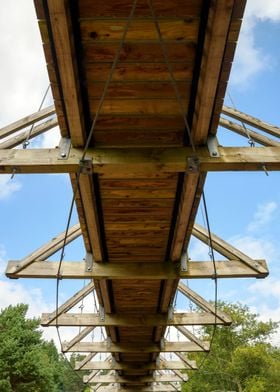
[4,0,276,390]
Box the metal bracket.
[99,305,105,322]
[85,252,93,272]
[58,137,71,160]
[79,158,93,174]
[187,156,200,172]
[207,135,220,157]
[160,338,165,351]
[156,355,161,367]
[180,250,188,272]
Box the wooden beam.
[222,105,280,139]
[192,223,268,274]
[62,341,208,353]
[0,118,58,149]
[2,146,280,175]
[84,374,183,384]
[46,0,86,145]
[95,386,176,392]
[219,117,280,147]
[75,353,97,370]
[7,259,268,279]
[175,326,209,351]
[178,281,232,324]
[0,105,55,140]
[63,327,95,352]
[174,352,197,370]
[192,1,235,143]
[43,281,95,325]
[76,359,196,371]
[7,224,81,274]
[42,312,229,327]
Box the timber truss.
[2,1,279,390]
[2,102,279,390]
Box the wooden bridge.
[3,0,280,390]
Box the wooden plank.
[222,105,280,139]
[74,174,103,261]
[0,118,58,149]
[6,259,268,279]
[83,42,196,63]
[178,281,232,324]
[76,359,196,371]
[61,341,209,353]
[96,386,176,392]
[75,353,98,370]
[84,374,183,383]
[170,172,200,261]
[191,0,235,143]
[46,0,86,146]
[220,117,280,147]
[192,223,268,274]
[80,19,199,41]
[2,146,280,175]
[78,0,203,18]
[0,105,55,140]
[41,312,230,327]
[85,62,193,82]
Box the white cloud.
[247,201,278,232]
[230,0,280,87]
[0,0,49,127]
[0,175,21,200]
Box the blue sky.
[0,0,280,347]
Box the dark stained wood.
[78,0,203,18]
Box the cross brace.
[1,146,280,176]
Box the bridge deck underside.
[34,0,245,385]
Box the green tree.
[0,304,88,392]
[182,302,280,392]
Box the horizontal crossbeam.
[76,359,197,371]
[84,374,185,384]
[6,259,268,279]
[95,386,176,392]
[63,341,207,353]
[42,312,229,327]
[1,146,280,176]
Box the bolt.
[212,151,217,156]
[60,152,66,158]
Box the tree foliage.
[0,304,87,392]
[182,302,280,392]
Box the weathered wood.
[0,105,55,140]
[41,312,229,327]
[0,118,58,149]
[84,374,183,383]
[178,281,232,323]
[62,327,95,352]
[7,224,81,274]
[46,0,86,145]
[222,105,280,139]
[75,353,97,370]
[62,340,208,353]
[192,223,268,274]
[192,1,235,143]
[42,281,95,325]
[1,146,280,175]
[95,386,176,392]
[6,259,268,279]
[76,359,196,371]
[174,352,197,369]
[80,19,199,41]
[175,326,209,351]
[219,117,280,147]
